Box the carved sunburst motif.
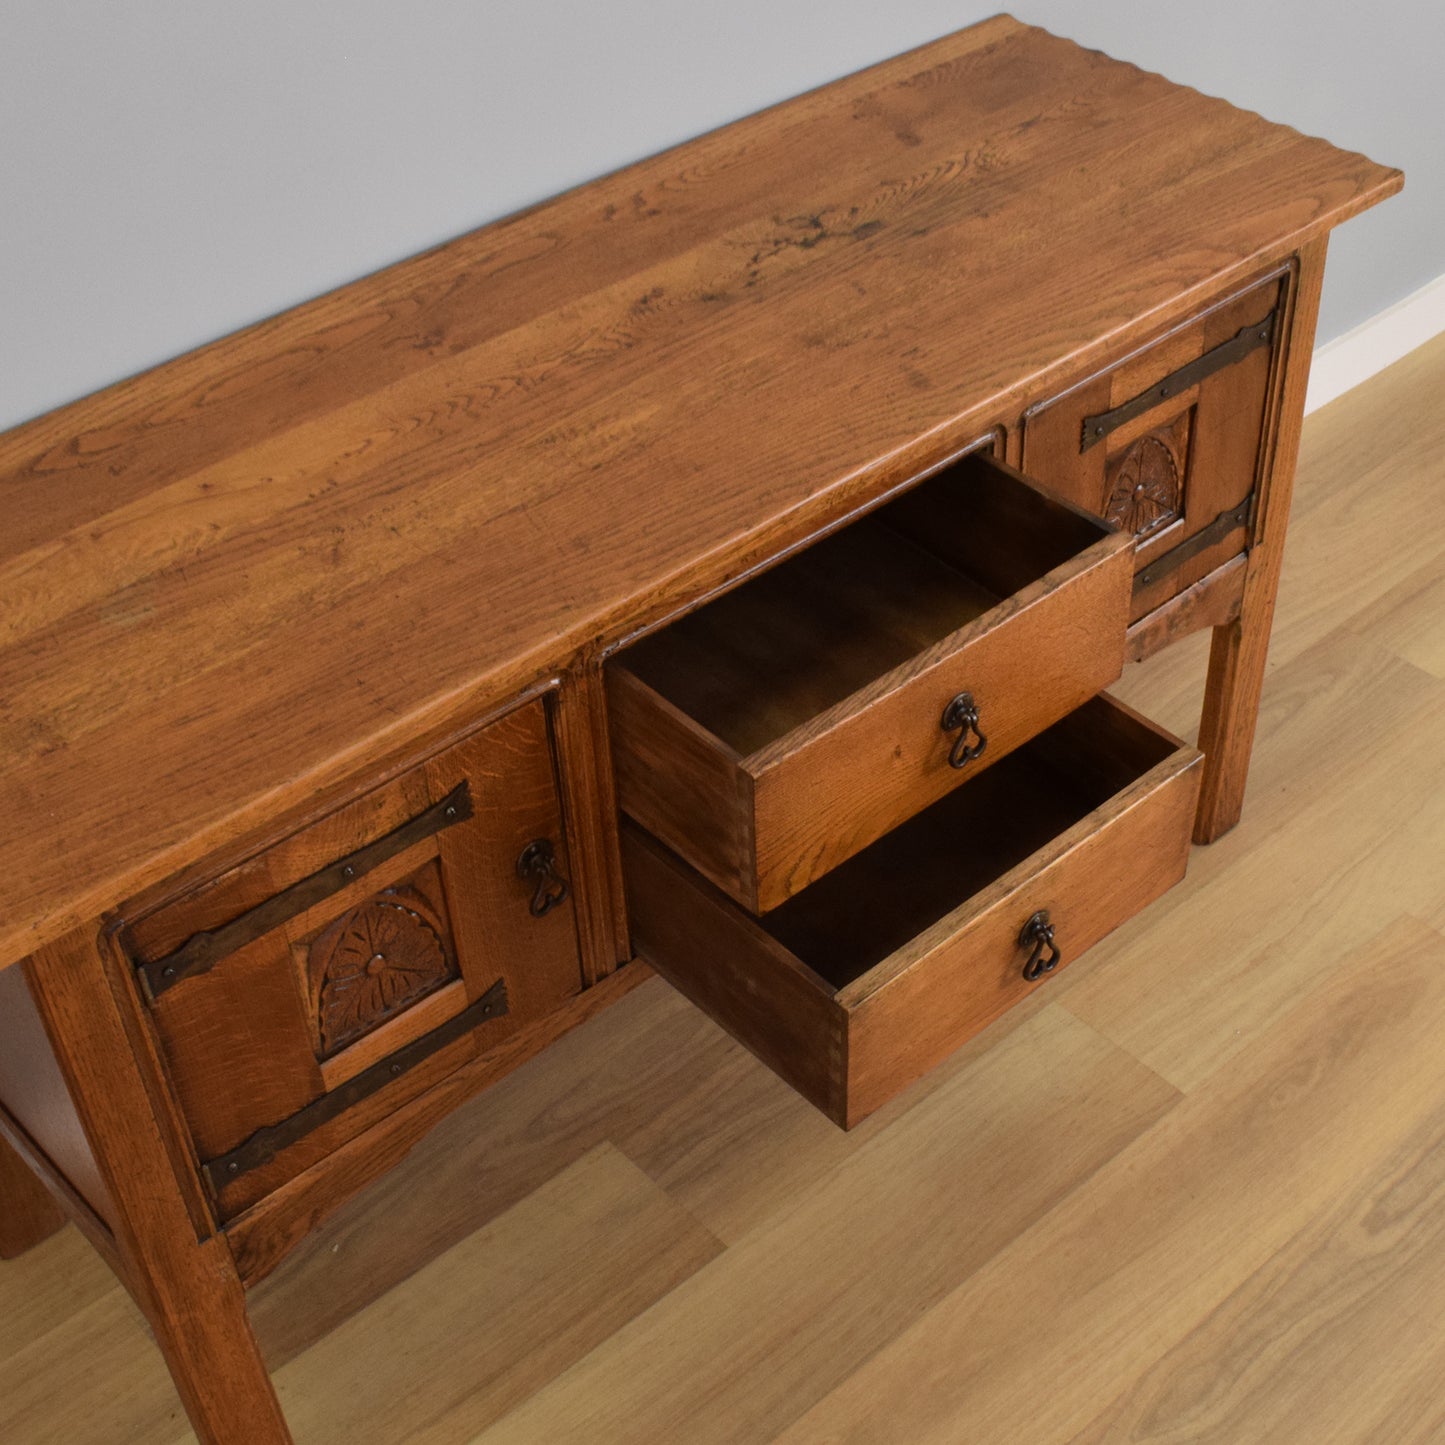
[1104,433,1182,537]
[314,898,450,1055]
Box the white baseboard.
[1306,272,1445,415]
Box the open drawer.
[608,450,1133,914]
[622,694,1201,1127]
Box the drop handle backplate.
[517,838,570,917]
[941,691,988,769]
[1019,909,1062,982]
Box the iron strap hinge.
[1136,493,1256,589]
[132,780,474,1001]
[200,976,509,1193]
[1080,312,1277,452]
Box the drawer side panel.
[622,824,845,1122]
[607,664,757,909]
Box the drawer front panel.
[1022,271,1283,620]
[841,734,1199,1124]
[623,696,1201,1128]
[119,695,585,1218]
[610,451,1134,914]
[748,532,1131,909]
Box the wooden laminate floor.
[5,333,1445,1445]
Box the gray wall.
[2,2,1437,432]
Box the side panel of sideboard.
[0,1130,67,1260]
[0,962,117,1241]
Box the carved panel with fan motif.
[1102,410,1192,540]
[304,859,459,1058]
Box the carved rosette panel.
[1103,414,1189,539]
[309,880,457,1057]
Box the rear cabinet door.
[1022,271,1283,618]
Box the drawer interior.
[620,451,1113,756]
[750,697,1183,990]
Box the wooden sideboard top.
[0,15,1399,967]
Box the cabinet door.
[1022,271,1282,619]
[118,695,583,1219]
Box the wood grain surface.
[1024,267,1283,617]
[225,961,650,1287]
[0,962,118,1229]
[1194,236,1328,840]
[113,694,587,1222]
[3,330,1442,1444]
[0,17,1399,967]
[24,930,291,1442]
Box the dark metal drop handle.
[941,691,988,769]
[1019,910,1062,982]
[517,839,569,917]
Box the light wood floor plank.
[473,1005,1179,1445]
[1338,543,1445,681]
[249,974,881,1359]
[245,967,1038,1369]
[1060,649,1445,1091]
[1262,332,1445,671]
[0,1274,184,1445]
[772,916,1445,1445]
[247,1144,722,1445]
[0,1218,117,1360]
[1072,1074,1445,1442]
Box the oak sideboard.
[0,17,1400,1442]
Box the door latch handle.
[517,839,570,917]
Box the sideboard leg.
[0,1132,67,1259]
[1194,612,1264,842]
[1194,235,1328,844]
[25,932,294,1445]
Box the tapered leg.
[26,932,293,1445]
[0,1131,66,1259]
[1194,236,1329,844]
